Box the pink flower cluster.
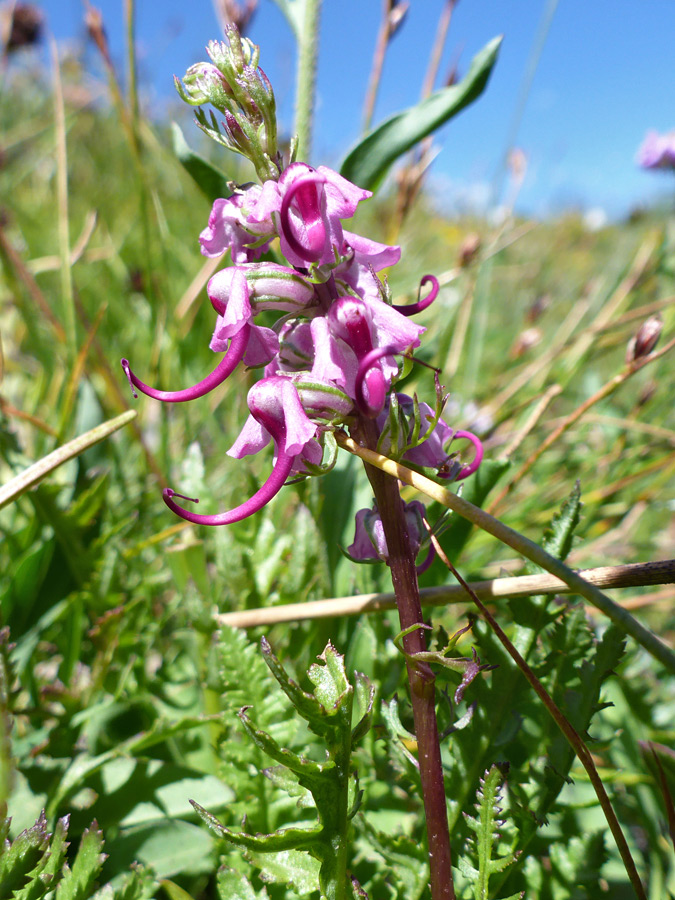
[122,161,483,563]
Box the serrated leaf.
[340,36,501,191]
[260,638,339,736]
[245,848,321,895]
[189,800,321,852]
[526,481,582,576]
[360,819,428,900]
[307,642,351,714]
[0,811,50,897]
[461,766,519,899]
[110,865,157,900]
[56,822,106,900]
[263,766,315,809]
[171,122,231,201]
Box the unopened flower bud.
[626,315,663,364]
[175,63,231,108]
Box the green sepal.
[189,800,322,851]
[340,36,502,191]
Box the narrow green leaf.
[340,36,502,191]
[189,800,321,852]
[0,411,136,511]
[260,637,333,734]
[158,880,194,900]
[237,708,333,782]
[462,766,519,899]
[171,123,231,201]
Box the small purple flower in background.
[636,130,675,171]
[122,25,484,533]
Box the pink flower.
[636,130,675,171]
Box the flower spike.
[279,172,328,263]
[393,274,439,317]
[121,326,250,403]
[163,451,294,526]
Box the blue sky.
[37,0,675,218]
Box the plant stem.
[294,0,321,161]
[353,418,455,900]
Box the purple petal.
[208,267,253,341]
[243,325,279,366]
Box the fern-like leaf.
[460,765,521,900]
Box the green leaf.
[13,816,69,900]
[244,848,321,895]
[217,867,269,900]
[351,672,375,745]
[307,642,352,715]
[158,880,194,900]
[0,411,136,511]
[462,766,519,899]
[260,637,334,735]
[171,123,231,201]
[525,481,582,576]
[263,765,315,809]
[56,822,107,900]
[340,36,502,191]
[189,800,321,852]
[0,811,50,898]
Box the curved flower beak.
[121,325,250,402]
[162,452,295,526]
[393,274,439,317]
[163,376,318,526]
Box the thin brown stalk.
[501,383,561,458]
[362,0,407,133]
[427,530,647,900]
[487,334,675,514]
[0,217,66,342]
[51,38,76,360]
[214,559,675,628]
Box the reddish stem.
[354,417,455,900]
